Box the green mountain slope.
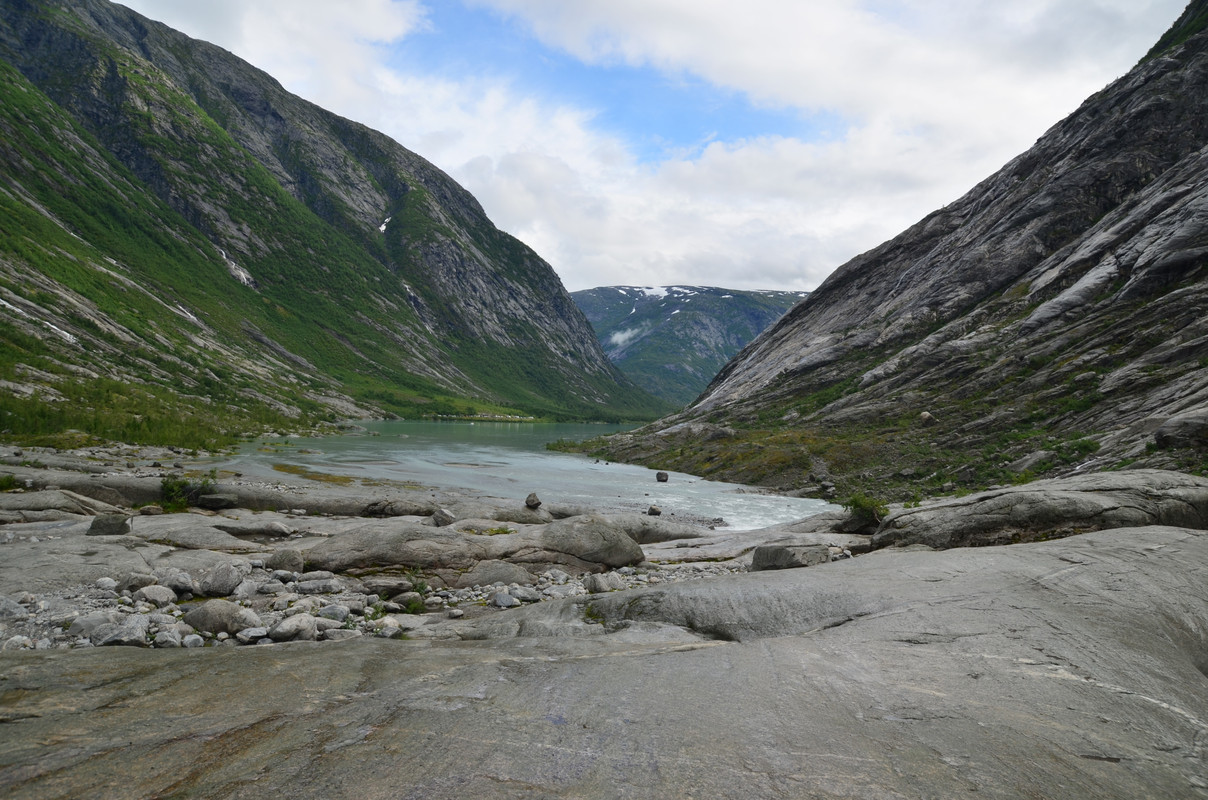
[0,0,665,448]
[572,286,806,406]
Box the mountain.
[587,1,1208,499]
[571,286,807,406]
[0,0,666,449]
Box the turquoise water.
[219,420,833,530]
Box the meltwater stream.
[219,420,834,530]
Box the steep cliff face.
[593,1,1208,496]
[0,0,662,445]
[572,286,807,406]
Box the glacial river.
[219,420,834,530]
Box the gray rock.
[452,560,532,589]
[317,605,350,623]
[647,505,662,516]
[583,572,627,593]
[1,635,32,651]
[95,577,118,591]
[91,616,151,647]
[118,572,157,593]
[265,548,304,573]
[490,591,519,608]
[361,576,414,596]
[269,613,318,642]
[1154,410,1208,449]
[133,585,177,608]
[153,630,182,648]
[432,508,456,527]
[873,469,1208,549]
[655,471,669,483]
[295,578,344,595]
[183,599,263,635]
[86,514,132,536]
[509,586,542,602]
[67,610,122,638]
[391,591,423,609]
[525,492,542,509]
[197,493,238,510]
[537,516,645,568]
[750,543,832,571]
[198,563,244,597]
[181,634,204,648]
[235,627,270,644]
[0,596,29,620]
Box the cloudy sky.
[119,0,1185,292]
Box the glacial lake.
[219,420,835,531]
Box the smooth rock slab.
[6,525,1207,799]
[749,543,831,571]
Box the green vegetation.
[842,492,888,525]
[159,471,216,512]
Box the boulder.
[750,543,831,571]
[872,469,1208,549]
[525,492,542,509]
[270,613,318,642]
[452,560,533,589]
[90,615,152,647]
[1154,410,1208,449]
[265,548,305,573]
[133,585,177,608]
[87,514,131,536]
[537,516,645,568]
[183,599,263,635]
[583,572,627,593]
[198,563,244,597]
[655,472,669,483]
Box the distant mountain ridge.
[589,0,1208,498]
[0,0,665,447]
[571,286,807,406]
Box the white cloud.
[117,0,1185,291]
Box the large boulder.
[303,517,643,575]
[872,469,1208,549]
[750,543,831,571]
[182,599,262,635]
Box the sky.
[118,0,1187,292]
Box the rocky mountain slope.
[571,286,806,406]
[588,0,1208,498]
[0,0,665,448]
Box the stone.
[452,560,532,589]
[265,549,305,573]
[391,591,423,608]
[139,505,165,515]
[750,543,832,571]
[95,577,118,591]
[361,576,414,597]
[183,600,263,635]
[118,572,157,593]
[87,514,131,536]
[197,493,238,510]
[432,508,456,527]
[918,411,937,425]
[235,627,270,644]
[525,492,542,509]
[181,634,204,648]
[490,591,519,608]
[873,469,1208,549]
[198,563,244,597]
[317,605,350,623]
[91,616,151,647]
[2,635,33,651]
[656,472,669,483]
[647,505,662,516]
[295,578,344,595]
[1154,410,1208,449]
[133,585,177,608]
[583,572,627,593]
[0,596,29,620]
[153,630,182,648]
[269,613,318,642]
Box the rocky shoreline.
[3,444,1208,798]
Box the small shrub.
[842,492,889,525]
[0,473,17,491]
